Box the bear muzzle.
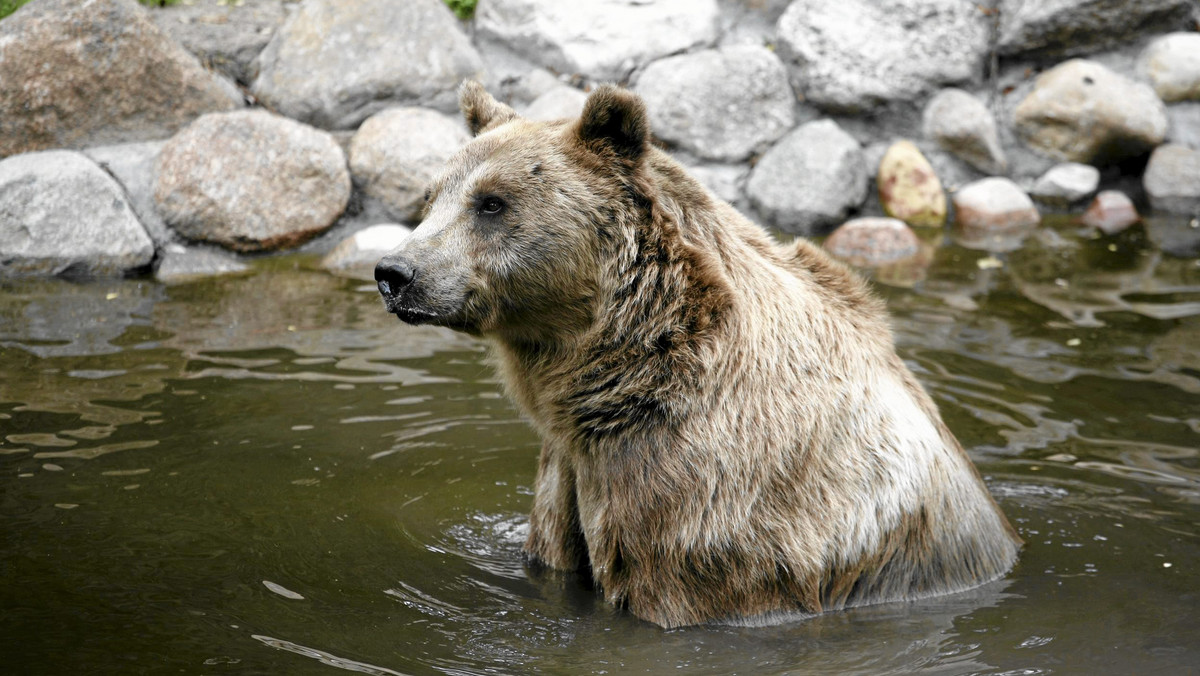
[375,256,439,325]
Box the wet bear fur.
[375,81,1022,628]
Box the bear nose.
[375,257,415,297]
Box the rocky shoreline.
[1,0,1198,284]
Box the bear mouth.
[389,304,441,325]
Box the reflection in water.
[2,231,1200,675]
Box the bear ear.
[576,85,649,166]
[459,80,518,136]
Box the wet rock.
[523,86,588,122]
[1143,144,1200,216]
[252,0,483,129]
[635,45,794,162]
[1140,33,1200,104]
[682,163,748,206]
[321,224,413,280]
[952,177,1040,251]
[1013,60,1168,165]
[0,0,240,158]
[824,217,920,266]
[152,0,287,85]
[1081,190,1140,234]
[0,151,154,277]
[348,108,469,224]
[877,141,947,228]
[475,0,719,82]
[84,141,173,248]
[746,120,868,235]
[1145,216,1200,258]
[922,88,1006,175]
[155,110,350,252]
[1166,103,1200,149]
[154,244,250,284]
[775,0,989,113]
[1030,163,1101,207]
[997,0,1196,58]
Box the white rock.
[746,120,867,235]
[0,150,154,277]
[523,86,588,122]
[1166,103,1200,149]
[952,177,1040,251]
[252,0,483,129]
[475,0,719,82]
[776,0,989,112]
[998,0,1196,58]
[1081,191,1140,235]
[1013,59,1168,165]
[922,88,1006,175]
[1140,32,1200,103]
[1030,163,1100,207]
[681,163,748,205]
[348,108,469,223]
[321,224,413,279]
[1144,144,1200,215]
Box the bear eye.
[479,196,505,215]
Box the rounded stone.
[922,88,1006,175]
[155,110,351,252]
[348,108,469,224]
[635,45,795,162]
[952,177,1040,251]
[824,217,921,266]
[523,86,588,122]
[1030,163,1101,207]
[1080,191,1140,235]
[321,224,413,280]
[1013,59,1168,165]
[877,141,947,228]
[1143,144,1200,216]
[0,150,154,277]
[1139,32,1200,103]
[746,119,868,235]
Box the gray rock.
[746,120,868,235]
[1140,33,1200,104]
[824,217,920,266]
[321,224,413,280]
[0,151,154,277]
[252,0,483,129]
[997,0,1196,59]
[1145,215,1200,258]
[84,141,173,248]
[922,88,1007,175]
[155,110,351,252]
[1166,103,1200,149]
[635,46,794,162]
[475,0,720,82]
[1030,163,1101,207]
[776,0,990,113]
[1144,144,1200,216]
[1013,59,1167,165]
[681,163,748,206]
[348,108,469,224]
[154,244,250,284]
[1081,190,1140,234]
[152,0,287,85]
[507,69,566,107]
[523,86,588,122]
[0,0,240,158]
[952,177,1040,251]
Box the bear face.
[376,82,648,342]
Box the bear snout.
[375,256,416,298]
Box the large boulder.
[922,88,1007,175]
[84,141,173,247]
[635,46,795,162]
[252,0,483,129]
[997,0,1196,59]
[475,0,719,82]
[1143,144,1200,216]
[0,0,241,158]
[152,0,288,85]
[1013,59,1168,165]
[746,120,868,235]
[1139,33,1200,104]
[0,151,154,277]
[348,108,469,224]
[775,0,989,113]
[155,110,351,252]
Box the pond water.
[3,219,1199,675]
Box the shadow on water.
[1,224,1199,674]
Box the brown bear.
[375,81,1022,628]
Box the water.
[2,221,1199,675]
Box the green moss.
[1,0,181,21]
[443,0,477,20]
